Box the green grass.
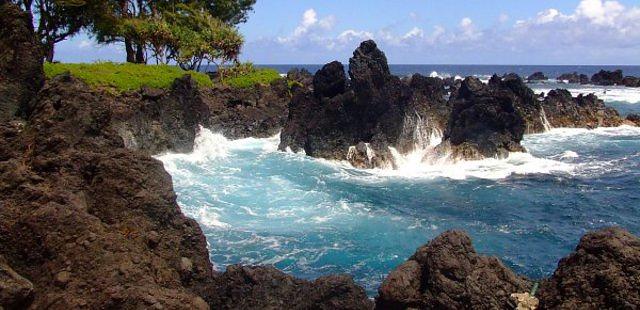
[224,68,281,89]
[44,62,213,92]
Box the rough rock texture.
[557,72,590,84]
[526,72,548,82]
[538,227,640,309]
[286,67,314,90]
[89,75,289,155]
[627,113,640,126]
[591,69,624,86]
[0,75,215,309]
[0,255,34,309]
[376,230,531,310]
[112,75,211,154]
[279,40,448,168]
[541,89,623,128]
[439,76,527,159]
[622,76,640,88]
[202,79,290,139]
[209,265,373,310]
[0,2,44,121]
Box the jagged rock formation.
[526,72,548,82]
[279,40,450,168]
[209,265,373,310]
[375,230,532,310]
[591,69,624,86]
[622,76,640,87]
[557,72,590,84]
[0,2,44,121]
[541,89,623,128]
[538,227,640,309]
[437,75,527,160]
[627,113,640,126]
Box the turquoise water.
[159,124,640,295]
[158,74,640,295]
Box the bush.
[43,62,213,92]
[224,67,281,89]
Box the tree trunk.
[125,39,135,63]
[44,41,55,63]
[135,43,145,64]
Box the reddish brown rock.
[538,227,640,309]
[376,230,531,310]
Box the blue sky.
[56,0,640,64]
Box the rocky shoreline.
[2,3,640,309]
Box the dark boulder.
[526,72,548,82]
[557,72,589,84]
[622,76,640,88]
[539,227,640,309]
[210,265,373,310]
[438,76,527,159]
[0,2,44,120]
[541,89,623,128]
[626,113,640,126]
[313,61,348,98]
[591,69,624,86]
[376,230,531,310]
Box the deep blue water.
[160,65,640,296]
[257,64,640,80]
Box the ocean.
[159,65,640,295]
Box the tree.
[91,0,254,64]
[11,0,105,62]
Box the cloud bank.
[242,0,640,64]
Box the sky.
[55,0,640,65]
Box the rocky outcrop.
[622,76,640,88]
[0,2,44,121]
[538,227,640,309]
[376,230,532,310]
[287,67,314,90]
[438,76,527,159]
[557,72,589,84]
[210,265,372,310]
[541,89,623,128]
[526,72,548,82]
[627,113,640,126]
[67,74,290,155]
[591,69,624,86]
[279,40,450,168]
[0,74,215,308]
[202,79,290,139]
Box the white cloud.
[251,0,640,64]
[78,39,92,49]
[278,8,336,45]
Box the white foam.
[531,85,640,104]
[429,71,440,78]
[157,126,280,163]
[560,151,579,159]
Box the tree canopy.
[11,0,255,65]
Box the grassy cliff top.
[44,62,213,92]
[44,62,282,92]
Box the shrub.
[43,62,213,92]
[223,67,281,89]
